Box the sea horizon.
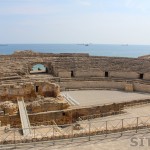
[0,43,150,58]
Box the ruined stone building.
[0,50,150,127]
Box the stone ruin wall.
[0,81,60,102]
[26,98,69,114]
[50,56,150,80]
[49,55,150,93]
[1,98,150,127]
[1,51,150,80]
[1,50,150,127]
[59,79,150,93]
[0,102,124,126]
[0,81,62,117]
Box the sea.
[0,44,150,58]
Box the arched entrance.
[30,64,48,74]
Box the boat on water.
[76,43,90,46]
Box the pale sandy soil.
[77,104,150,133]
[80,104,150,122]
[2,131,150,150]
[62,90,150,106]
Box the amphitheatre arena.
[1,50,150,149]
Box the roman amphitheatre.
[1,50,150,149]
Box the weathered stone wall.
[0,101,18,115]
[125,83,134,92]
[58,71,71,78]
[35,82,60,98]
[0,103,120,126]
[0,81,60,101]
[60,80,126,90]
[109,71,139,79]
[1,51,150,80]
[51,56,150,78]
[26,96,69,113]
[133,82,150,93]
[0,115,10,126]
[1,51,150,127]
[60,79,150,93]
[0,83,36,101]
[1,99,150,127]
[143,73,150,80]
[75,70,104,77]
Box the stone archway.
[29,62,49,74]
[28,62,55,75]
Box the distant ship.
[76,43,90,46]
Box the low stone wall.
[75,70,104,78]
[59,80,126,91]
[133,82,150,93]
[27,100,69,113]
[59,78,150,93]
[1,99,150,127]
[109,71,139,79]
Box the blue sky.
[0,0,150,44]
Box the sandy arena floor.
[62,90,150,106]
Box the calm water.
[0,44,150,58]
